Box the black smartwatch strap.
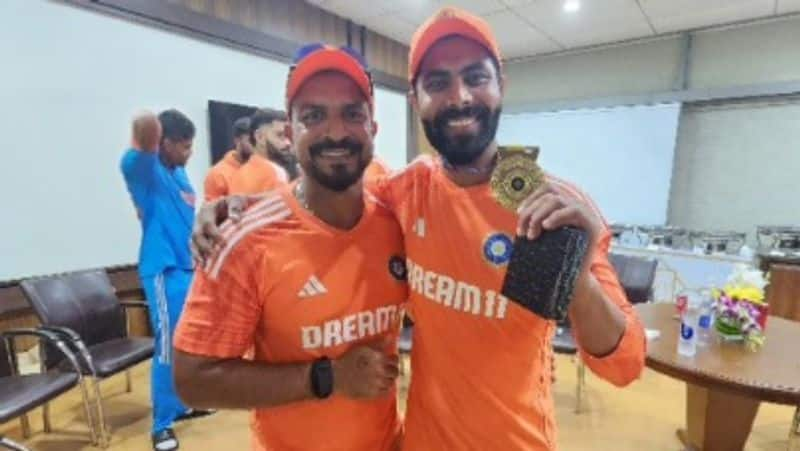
[311,357,333,399]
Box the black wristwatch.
[310,357,334,399]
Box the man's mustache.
[309,137,363,156]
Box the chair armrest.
[38,325,80,342]
[120,300,148,310]
[1,328,84,376]
[37,326,97,377]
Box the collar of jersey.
[284,180,375,238]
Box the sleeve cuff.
[578,312,646,387]
[174,323,251,359]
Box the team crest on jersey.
[388,255,407,281]
[483,233,513,266]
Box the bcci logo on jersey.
[389,255,407,281]
[483,233,513,266]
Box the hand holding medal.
[490,146,591,322]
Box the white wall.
[505,37,683,109]
[504,15,800,111]
[0,0,407,280]
[497,103,681,225]
[691,17,800,88]
[668,98,800,243]
[373,88,408,171]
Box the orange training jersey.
[372,155,646,451]
[204,150,242,201]
[174,186,407,451]
[228,154,289,195]
[364,157,391,186]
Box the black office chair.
[554,253,658,412]
[0,327,97,449]
[608,253,658,305]
[20,269,153,448]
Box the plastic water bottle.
[678,291,700,357]
[697,289,714,346]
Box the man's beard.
[305,136,370,192]
[422,104,501,166]
[266,142,295,165]
[266,142,299,180]
[236,141,252,160]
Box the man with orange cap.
[380,9,645,449]
[173,44,405,451]
[191,8,645,450]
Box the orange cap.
[286,44,373,112]
[408,7,502,84]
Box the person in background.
[250,108,298,180]
[203,116,253,201]
[120,109,211,451]
[226,109,293,195]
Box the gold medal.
[490,146,544,211]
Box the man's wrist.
[310,357,334,399]
[571,271,598,308]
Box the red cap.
[408,7,502,84]
[286,44,373,112]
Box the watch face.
[312,358,334,398]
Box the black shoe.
[175,408,216,423]
[152,428,179,451]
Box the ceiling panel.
[499,0,537,7]
[777,0,800,13]
[308,0,400,22]
[445,0,507,15]
[483,10,561,58]
[639,0,774,33]
[393,0,449,24]
[514,0,654,49]
[367,14,418,43]
[307,0,796,59]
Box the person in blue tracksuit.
[120,109,206,451]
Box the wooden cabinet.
[761,257,800,322]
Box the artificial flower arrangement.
[712,264,770,349]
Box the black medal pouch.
[500,227,589,322]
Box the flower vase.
[714,317,744,342]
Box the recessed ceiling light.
[564,0,581,13]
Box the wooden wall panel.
[0,313,40,351]
[765,263,800,322]
[169,0,408,79]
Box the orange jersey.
[204,150,242,201]
[174,186,407,451]
[228,154,290,195]
[372,155,646,451]
[364,157,392,185]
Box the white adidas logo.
[414,217,425,238]
[298,275,327,298]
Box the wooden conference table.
[635,303,800,451]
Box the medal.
[490,146,545,211]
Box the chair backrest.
[21,270,126,367]
[0,336,12,378]
[609,253,658,304]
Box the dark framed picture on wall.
[208,100,257,164]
